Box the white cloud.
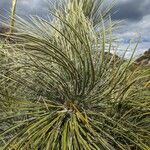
[115,14,150,57]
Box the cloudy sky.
[0,0,150,57]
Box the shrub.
[0,0,150,149]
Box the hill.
[135,49,150,66]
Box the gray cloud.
[16,0,49,17]
[1,0,150,22]
[113,0,150,21]
[0,0,11,17]
[0,0,49,20]
[0,0,150,55]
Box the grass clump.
[0,0,150,149]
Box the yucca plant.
[0,0,150,149]
[9,0,17,34]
